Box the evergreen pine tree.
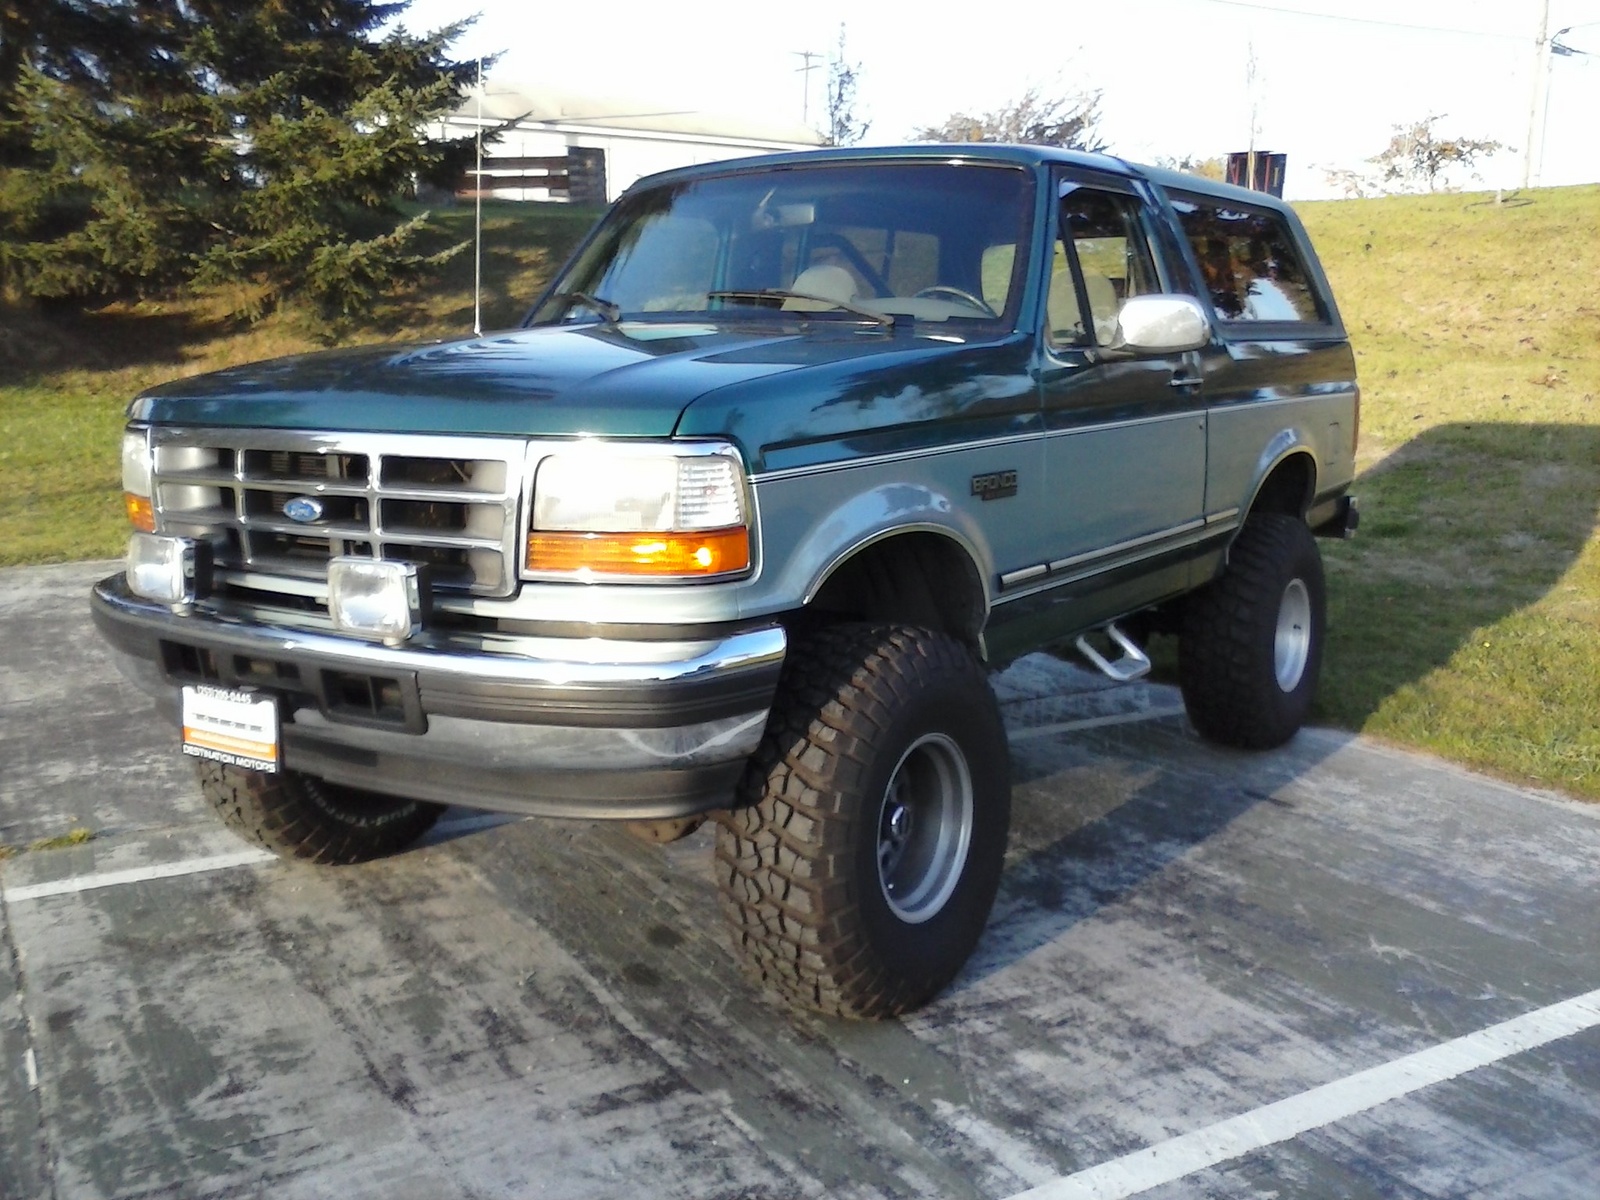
[0,0,477,318]
[1,1,198,301]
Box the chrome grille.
[149,430,526,598]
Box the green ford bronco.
[93,145,1358,1018]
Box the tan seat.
[1047,257,1082,342]
[1081,272,1120,343]
[1046,263,1118,344]
[783,264,858,311]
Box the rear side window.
[1169,194,1326,324]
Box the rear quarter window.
[1168,193,1329,327]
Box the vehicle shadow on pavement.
[957,723,1332,989]
[959,420,1600,990]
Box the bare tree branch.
[1369,114,1505,193]
[911,85,1106,153]
[823,25,869,147]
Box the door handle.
[1169,370,1203,392]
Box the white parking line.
[1003,986,1600,1200]
[1006,706,1187,742]
[0,814,525,904]
[1,848,277,903]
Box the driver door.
[1033,172,1209,619]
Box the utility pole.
[1522,0,1551,188]
[473,58,483,337]
[1536,24,1596,188]
[1245,41,1261,193]
[794,50,823,125]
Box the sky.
[395,0,1600,200]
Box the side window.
[1169,195,1325,323]
[1048,187,1162,348]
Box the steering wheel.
[913,285,998,316]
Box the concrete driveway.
[3,561,1598,1199]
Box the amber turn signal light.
[527,527,750,578]
[125,493,156,532]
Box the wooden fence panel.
[458,147,607,205]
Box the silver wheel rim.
[1275,578,1312,692]
[876,733,974,924]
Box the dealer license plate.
[181,685,279,773]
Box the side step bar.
[1074,622,1152,683]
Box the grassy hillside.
[1297,186,1600,796]
[2,186,1596,797]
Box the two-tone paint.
[121,144,1357,662]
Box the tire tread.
[1179,513,1325,750]
[197,761,443,865]
[714,623,1006,1019]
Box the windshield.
[528,161,1034,334]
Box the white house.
[435,82,826,205]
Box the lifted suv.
[93,145,1358,1018]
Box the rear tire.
[1179,513,1326,750]
[715,624,1010,1019]
[197,761,443,864]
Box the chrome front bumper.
[91,576,786,818]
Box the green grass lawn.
[1300,185,1600,796]
[3,186,1597,798]
[0,199,600,566]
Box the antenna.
[793,50,823,125]
[473,57,484,337]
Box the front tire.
[715,624,1010,1019]
[1179,513,1326,749]
[197,761,443,864]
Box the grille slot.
[241,449,369,485]
[150,431,524,599]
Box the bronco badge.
[970,469,1018,502]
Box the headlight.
[527,445,751,580]
[122,427,155,532]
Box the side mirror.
[1113,295,1210,354]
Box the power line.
[1182,0,1527,41]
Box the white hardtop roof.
[452,82,825,147]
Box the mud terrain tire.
[1179,513,1326,750]
[715,624,1010,1019]
[197,761,443,864]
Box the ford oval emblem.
[283,496,324,524]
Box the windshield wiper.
[553,291,621,323]
[706,289,895,328]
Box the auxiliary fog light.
[328,558,423,644]
[126,533,209,606]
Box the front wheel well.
[806,533,987,650]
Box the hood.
[131,321,950,439]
